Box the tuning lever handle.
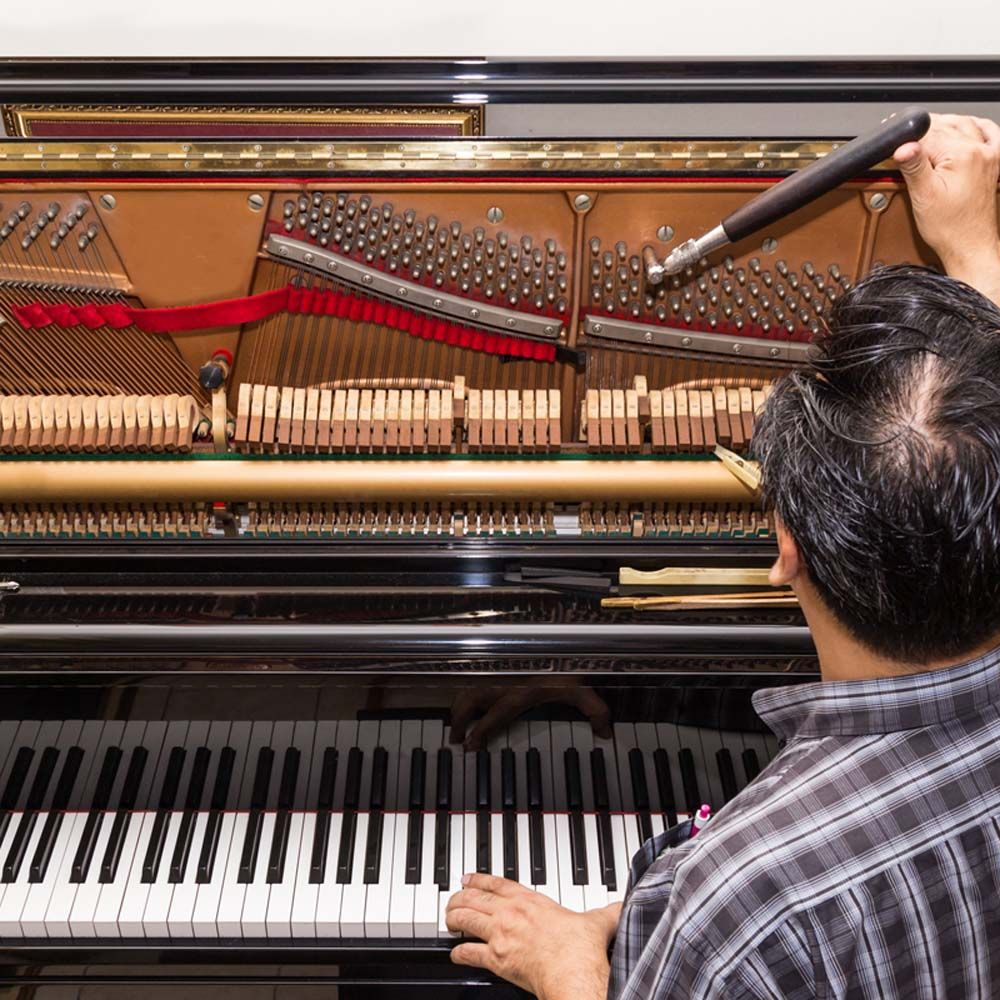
[722,106,931,243]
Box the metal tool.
[646,106,931,282]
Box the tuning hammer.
[645,106,931,282]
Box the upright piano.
[0,58,997,996]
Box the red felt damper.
[10,286,558,363]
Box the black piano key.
[590,748,616,891]
[266,747,301,883]
[238,746,274,884]
[716,748,739,804]
[526,748,545,885]
[404,749,426,885]
[3,746,58,882]
[142,745,186,883]
[433,749,452,889]
[308,748,338,884]
[196,746,236,884]
[99,746,149,883]
[501,749,516,811]
[29,745,83,883]
[628,748,653,843]
[564,749,588,885]
[363,747,388,884]
[742,747,761,783]
[678,748,701,814]
[653,748,679,827]
[0,747,35,843]
[169,746,212,883]
[335,747,363,884]
[71,745,123,883]
[408,748,426,812]
[475,750,491,874]
[501,749,517,881]
[435,749,452,812]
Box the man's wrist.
[538,955,610,1000]
[938,243,1000,306]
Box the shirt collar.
[752,644,1000,741]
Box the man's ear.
[770,517,804,587]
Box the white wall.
[4,0,999,58]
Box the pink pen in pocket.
[691,804,712,836]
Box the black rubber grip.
[721,106,930,243]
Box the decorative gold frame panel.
[2,103,483,138]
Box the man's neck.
[794,579,1000,682]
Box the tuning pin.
[803,261,815,279]
[520,234,533,252]
[605,298,616,314]
[76,232,89,251]
[75,203,89,220]
[749,257,761,275]
[735,268,747,286]
[49,232,61,249]
[449,220,462,240]
[556,297,568,314]
[17,201,31,220]
[655,303,667,322]
[589,237,601,256]
[722,255,735,274]
[615,240,627,262]
[590,283,602,303]
[45,202,60,220]
[776,260,789,277]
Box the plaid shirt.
[608,647,1000,1000]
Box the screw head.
[397,286,408,297]
[362,274,373,285]
[433,298,443,308]
[248,193,265,211]
[770,347,781,357]
[99,194,116,211]
[505,317,517,328]
[470,307,481,319]
[545,325,555,335]
[761,237,778,253]
[733,343,743,353]
[326,260,338,271]
[681,336,692,347]
[592,323,603,334]
[644,331,654,343]
[486,206,504,224]
[573,193,592,212]
[304,253,314,264]
[656,225,674,242]
[870,192,889,211]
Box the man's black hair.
[753,264,1000,663]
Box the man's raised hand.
[894,113,1000,302]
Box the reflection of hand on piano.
[448,679,612,750]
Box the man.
[444,113,1000,999]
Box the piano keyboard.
[0,718,777,941]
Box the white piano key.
[165,811,209,938]
[191,811,237,938]
[41,810,88,938]
[387,807,412,938]
[67,811,116,937]
[20,811,78,936]
[387,720,422,938]
[290,812,319,938]
[413,813,438,938]
[240,810,275,938]
[0,813,48,934]
[581,813,609,912]
[92,809,146,936]
[607,811,630,905]
[266,811,304,938]
[313,811,344,938]
[214,812,250,938]
[490,809,504,877]
[516,812,532,889]
[363,811,394,938]
[554,814,584,912]
[337,811,369,937]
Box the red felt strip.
[10,285,558,362]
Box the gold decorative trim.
[0,138,893,175]
[2,103,482,138]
